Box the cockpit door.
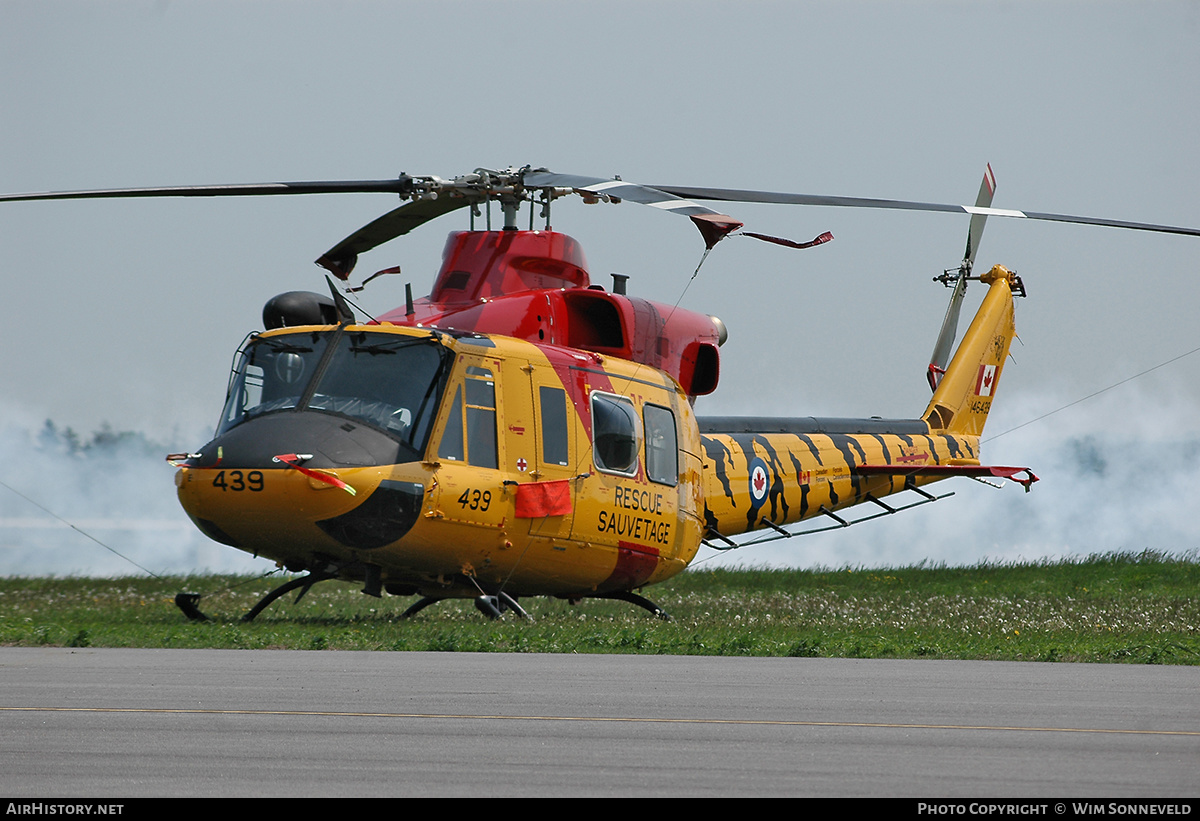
[430,350,509,533]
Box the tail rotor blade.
[927,272,968,391]
[928,165,997,391]
[963,163,997,274]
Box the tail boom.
[698,420,982,538]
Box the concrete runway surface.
[0,648,1196,797]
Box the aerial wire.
[0,475,163,578]
[983,343,1200,444]
[0,469,289,598]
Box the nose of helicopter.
[173,411,427,558]
[185,410,412,471]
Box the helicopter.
[4,166,1198,621]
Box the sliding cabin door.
[514,361,578,541]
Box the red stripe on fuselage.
[536,344,614,441]
[599,540,661,591]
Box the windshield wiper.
[256,340,315,354]
[347,338,433,356]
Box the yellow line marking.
[1,706,1197,736]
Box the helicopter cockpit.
[218,329,452,457]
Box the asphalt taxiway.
[1,648,1196,797]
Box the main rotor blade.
[649,184,1200,238]
[0,179,416,203]
[0,176,471,280]
[522,171,743,249]
[316,196,471,279]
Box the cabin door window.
[590,392,641,477]
[538,385,570,469]
[643,404,678,486]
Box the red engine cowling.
[374,230,724,396]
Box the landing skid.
[241,572,333,622]
[176,576,668,623]
[174,592,210,622]
[173,571,334,623]
[595,591,672,621]
[399,590,670,620]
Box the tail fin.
[923,265,1021,436]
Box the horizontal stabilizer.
[857,463,1039,491]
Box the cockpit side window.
[437,385,465,462]
[219,334,327,434]
[436,365,498,469]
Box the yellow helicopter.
[4,166,1197,620]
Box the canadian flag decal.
[975,364,997,397]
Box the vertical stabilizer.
[922,265,1020,436]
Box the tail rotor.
[927,164,998,391]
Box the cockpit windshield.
[218,329,451,452]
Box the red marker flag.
[514,480,573,518]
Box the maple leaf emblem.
[754,471,766,493]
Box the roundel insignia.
[748,457,769,507]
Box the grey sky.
[2,1,1198,575]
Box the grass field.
[1,550,1197,663]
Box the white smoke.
[697,384,1200,570]
[3,384,1197,578]
[0,405,270,577]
